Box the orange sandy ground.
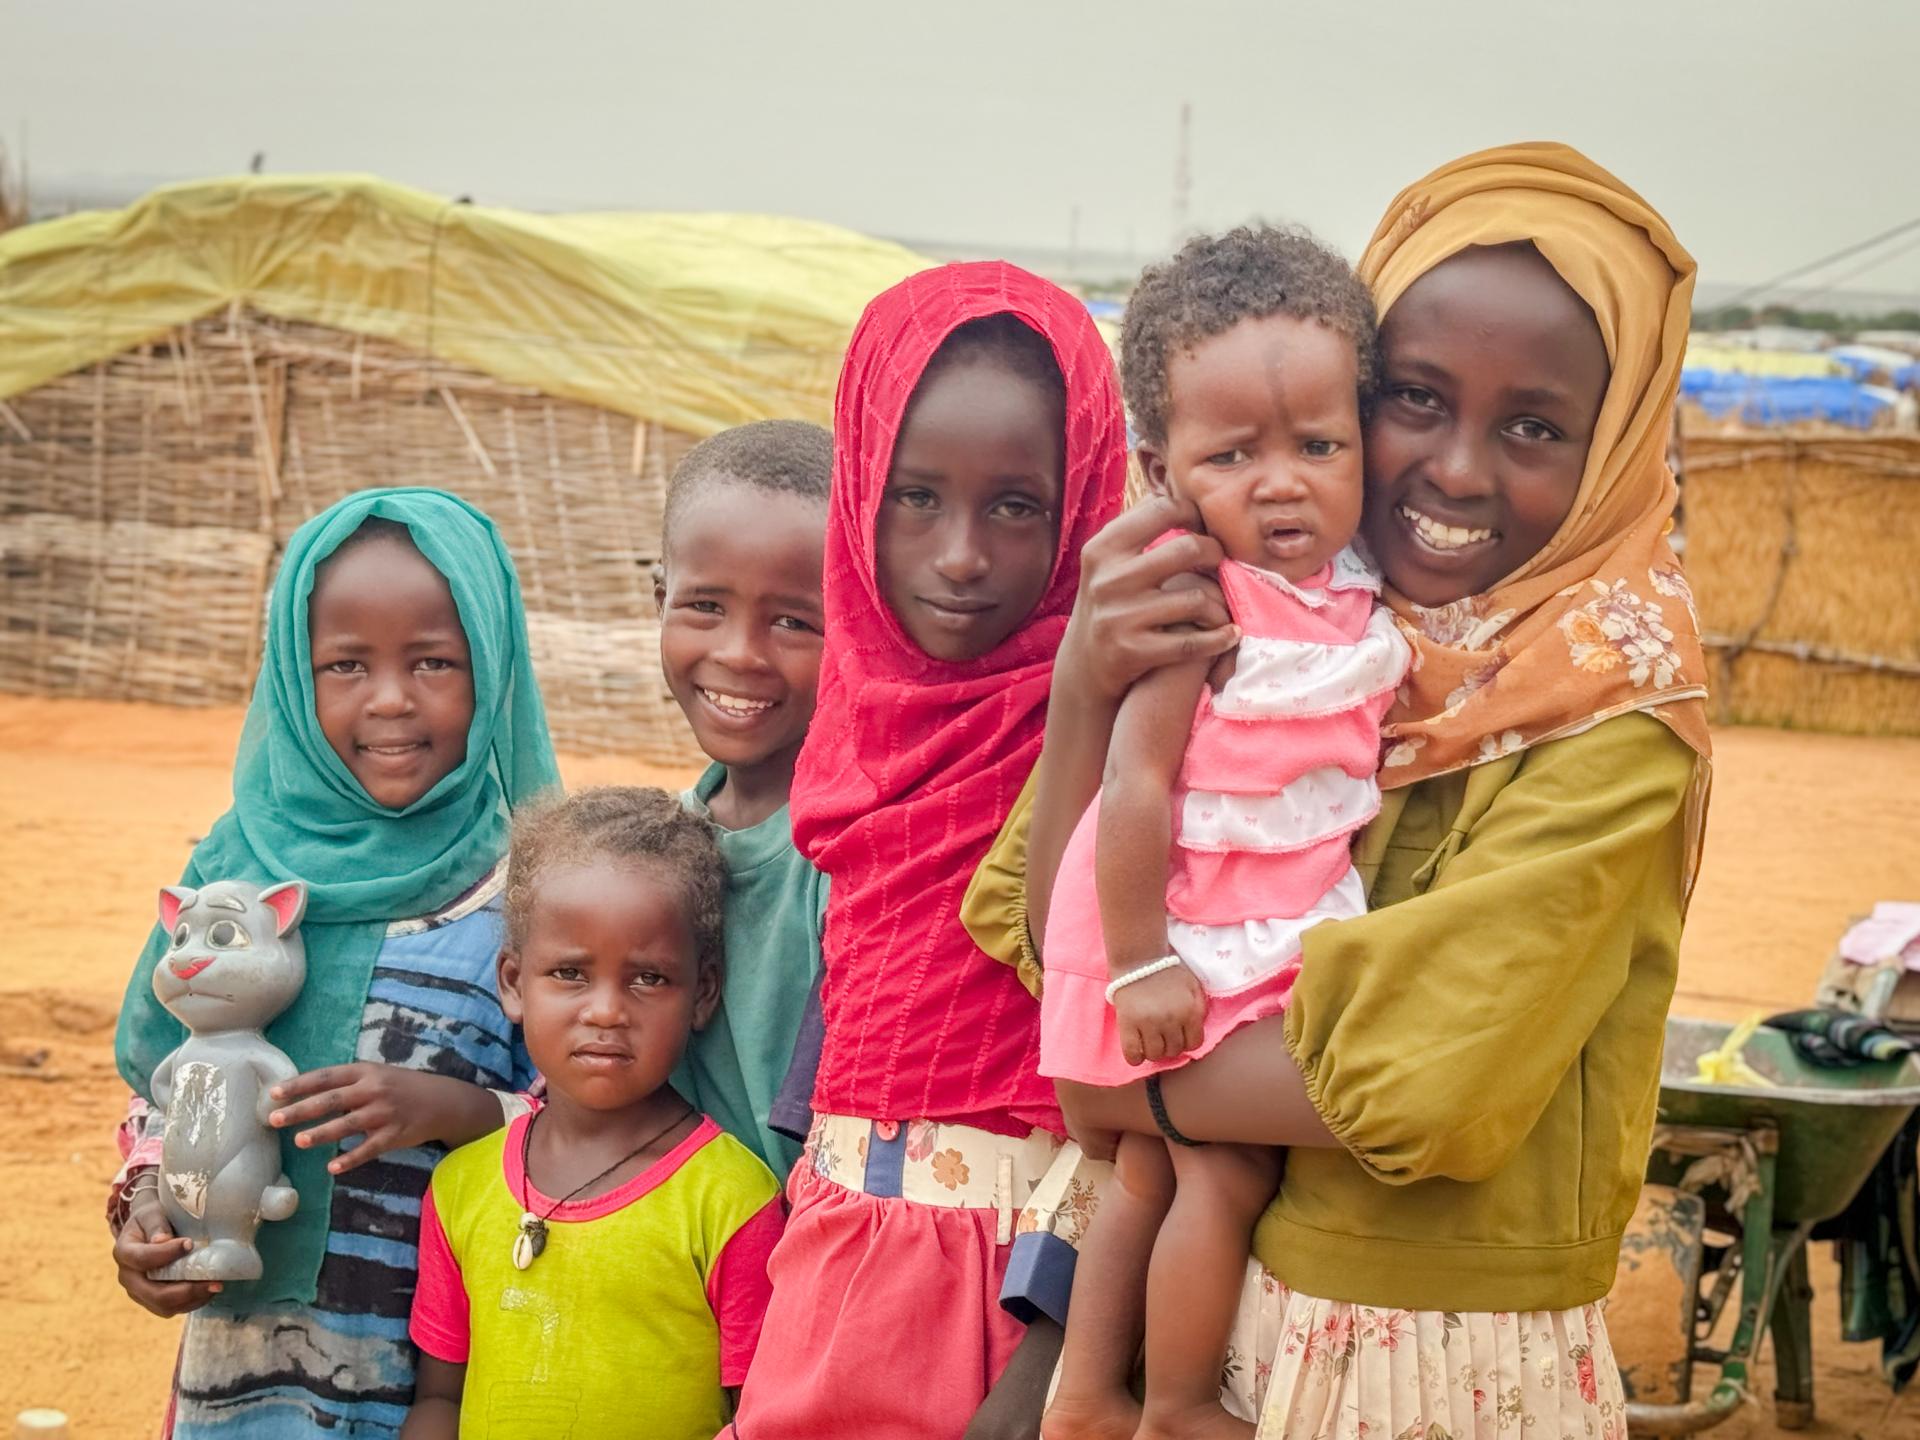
[2,695,1917,1438]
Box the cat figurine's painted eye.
[168,916,254,949]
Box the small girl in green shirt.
[405,787,781,1440]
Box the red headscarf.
[792,261,1127,1134]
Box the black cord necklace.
[511,1102,694,1270]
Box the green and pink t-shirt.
[412,1113,781,1439]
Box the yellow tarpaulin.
[0,174,935,435]
[1683,341,1842,379]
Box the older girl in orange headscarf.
[976,143,1711,1439]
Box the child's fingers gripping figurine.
[110,490,559,1438]
[403,788,783,1440]
[1038,229,1411,1440]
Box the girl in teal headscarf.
[107,487,560,1440]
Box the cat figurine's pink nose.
[170,956,214,980]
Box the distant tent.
[1853,330,1920,356]
[1683,341,1841,379]
[1712,325,1832,354]
[1679,370,1893,428]
[1828,345,1920,388]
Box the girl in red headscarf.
[722,262,1127,1437]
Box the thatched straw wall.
[0,305,705,763]
[1682,432,1920,736]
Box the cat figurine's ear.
[258,880,307,938]
[159,886,197,933]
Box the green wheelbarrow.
[1623,1016,1920,1435]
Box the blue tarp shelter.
[1680,369,1894,428]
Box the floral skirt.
[1221,1263,1627,1440]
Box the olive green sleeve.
[1285,713,1699,1186]
[962,771,1043,999]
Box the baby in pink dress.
[1039,227,1411,1440]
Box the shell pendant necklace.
[512,1103,694,1270]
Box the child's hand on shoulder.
[111,1173,223,1317]
[1114,963,1206,1068]
[270,1065,505,1173]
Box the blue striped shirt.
[166,868,529,1439]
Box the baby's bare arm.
[1097,659,1213,1068]
[1096,658,1210,977]
[1027,497,1232,944]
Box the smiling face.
[1364,242,1611,607]
[308,530,475,809]
[656,480,826,784]
[1142,311,1364,583]
[877,356,1065,661]
[499,857,719,1115]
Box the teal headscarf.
[114,487,561,1308]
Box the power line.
[1782,229,1920,310]
[1711,213,1920,314]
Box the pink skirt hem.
[724,1159,1025,1438]
[1039,962,1298,1085]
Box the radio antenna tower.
[1170,102,1192,249]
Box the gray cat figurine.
[148,879,307,1282]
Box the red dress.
[724,260,1127,1438]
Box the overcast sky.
[6,1,1919,299]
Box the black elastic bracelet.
[1145,1074,1203,1147]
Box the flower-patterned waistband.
[803,1113,1062,1244]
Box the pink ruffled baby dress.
[1040,547,1413,1085]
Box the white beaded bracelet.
[1104,955,1187,1005]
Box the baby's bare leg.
[1042,1130,1176,1440]
[1136,1141,1282,1440]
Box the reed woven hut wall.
[1681,432,1920,736]
[0,177,931,762]
[1,308,706,756]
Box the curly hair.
[662,418,833,556]
[1121,225,1380,446]
[503,786,726,983]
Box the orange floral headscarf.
[1360,142,1712,792]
